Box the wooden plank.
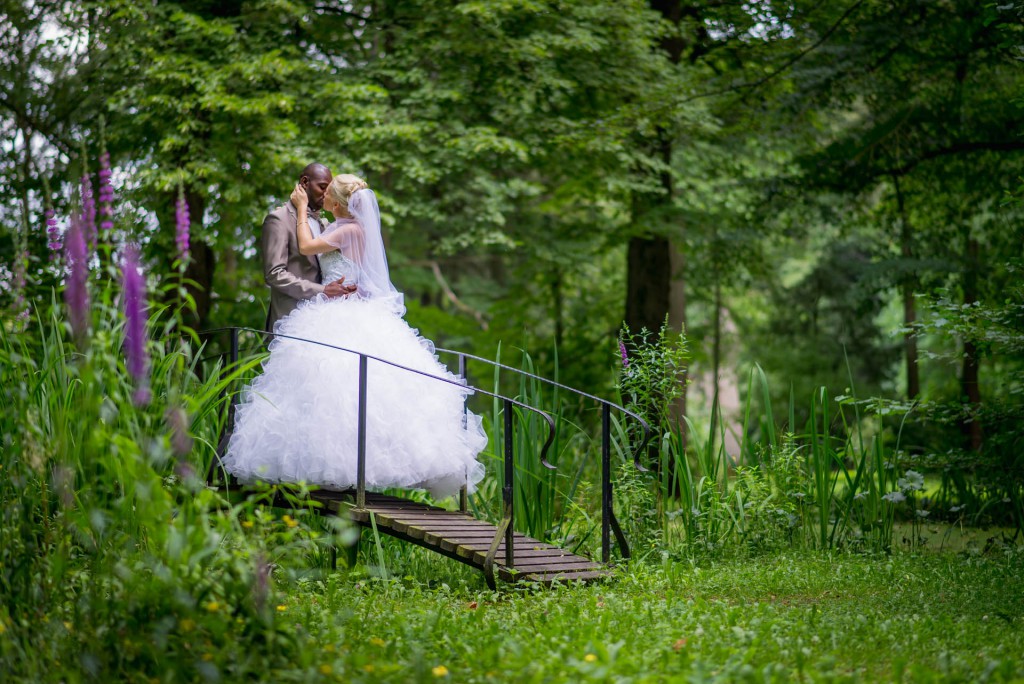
[445,538,558,551]
[361,501,439,508]
[404,525,501,538]
[378,515,485,526]
[402,525,502,541]
[452,544,569,558]
[504,557,601,569]
[371,510,479,519]
[415,529,510,540]
[370,511,478,519]
[439,536,546,554]
[432,533,534,552]
[380,521,487,535]
[362,506,440,515]
[458,547,577,564]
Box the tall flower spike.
[13,249,29,323]
[175,190,190,261]
[98,151,114,235]
[80,172,96,249]
[121,245,151,406]
[618,340,629,368]
[63,213,90,341]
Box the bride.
[223,174,487,498]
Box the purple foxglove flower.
[45,208,61,259]
[98,152,115,234]
[175,194,190,260]
[12,250,28,323]
[63,213,90,340]
[618,340,629,368]
[121,245,150,405]
[80,173,96,248]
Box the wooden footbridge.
[203,328,651,589]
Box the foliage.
[0,284,353,681]
[616,319,690,431]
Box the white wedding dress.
[223,191,487,499]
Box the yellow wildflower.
[63,621,73,632]
[276,605,287,612]
[204,601,221,613]
[0,623,6,636]
[319,664,333,675]
[323,644,336,653]
[584,654,598,663]
[283,515,298,528]
[363,664,375,673]
[370,637,386,647]
[179,618,196,632]
[241,520,254,529]
[202,653,213,662]
[432,665,449,677]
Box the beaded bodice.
[320,250,359,287]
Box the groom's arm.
[262,212,324,300]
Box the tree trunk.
[625,234,671,334]
[668,238,687,434]
[181,191,215,329]
[960,234,983,452]
[893,175,920,399]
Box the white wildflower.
[898,470,925,492]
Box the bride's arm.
[290,185,338,256]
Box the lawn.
[267,542,1024,683]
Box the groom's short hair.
[300,163,330,181]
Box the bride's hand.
[290,184,308,211]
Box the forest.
[2,1,1023,681]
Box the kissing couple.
[222,164,486,499]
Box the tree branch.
[408,259,489,330]
[885,141,1024,177]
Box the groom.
[262,162,355,331]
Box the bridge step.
[219,486,611,585]
[334,493,610,585]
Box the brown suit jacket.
[262,201,323,331]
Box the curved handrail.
[434,347,653,471]
[198,326,560,588]
[198,326,558,470]
[199,326,646,566]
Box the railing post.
[504,398,514,569]
[601,402,611,564]
[229,327,239,368]
[459,353,469,513]
[357,355,368,509]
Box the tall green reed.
[614,357,906,556]
[473,343,593,547]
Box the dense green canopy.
[3,0,1023,456]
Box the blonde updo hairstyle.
[326,174,369,215]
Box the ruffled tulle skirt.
[223,295,487,499]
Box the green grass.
[263,546,1024,683]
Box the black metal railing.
[197,327,557,588]
[433,348,653,564]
